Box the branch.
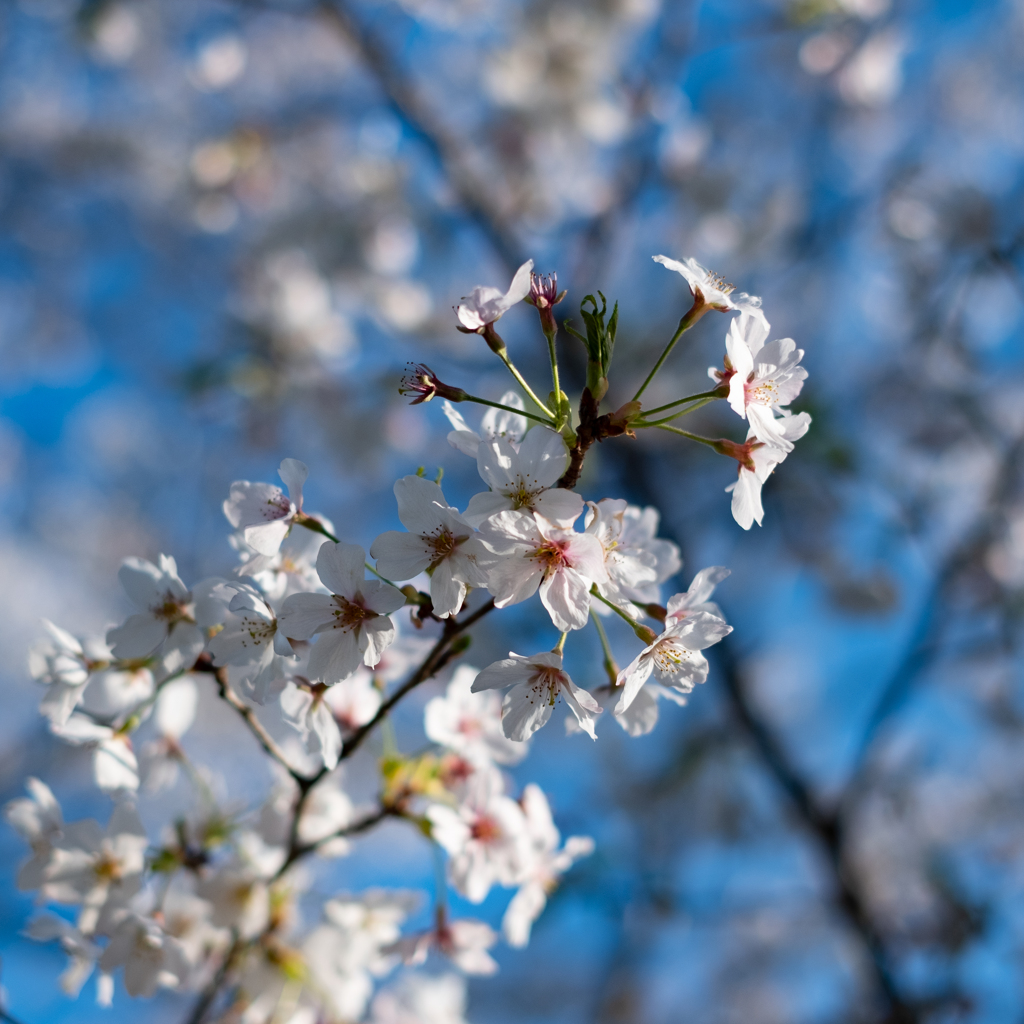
[316,0,525,275]
[184,932,241,1024]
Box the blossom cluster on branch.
[7,255,808,1023]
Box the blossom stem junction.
[589,586,657,643]
[589,608,619,685]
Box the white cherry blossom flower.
[427,769,530,903]
[653,254,767,324]
[502,785,594,947]
[369,972,470,1024]
[472,650,601,740]
[41,800,148,935]
[280,682,343,770]
[585,499,659,613]
[105,555,204,665]
[478,511,607,631]
[666,566,730,625]
[724,313,807,451]
[443,390,527,458]
[304,890,418,1023]
[51,715,140,794]
[24,915,101,997]
[232,516,331,601]
[324,671,383,733]
[278,542,405,684]
[618,504,683,601]
[424,665,526,766]
[725,411,812,529]
[465,426,582,528]
[140,676,198,792]
[5,777,64,891]
[29,622,112,727]
[98,912,189,998]
[223,457,309,557]
[615,610,733,714]
[389,915,499,976]
[455,259,533,331]
[370,475,492,618]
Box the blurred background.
[2,0,1024,1021]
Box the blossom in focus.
[278,541,405,683]
[502,784,594,947]
[725,410,812,529]
[231,514,331,601]
[465,425,582,527]
[479,511,607,632]
[370,475,492,618]
[105,555,204,664]
[723,313,807,451]
[472,650,601,740]
[206,580,295,703]
[666,566,731,625]
[443,390,527,458]
[424,664,527,767]
[615,610,733,714]
[223,457,309,557]
[455,259,533,331]
[427,768,530,902]
[653,254,767,325]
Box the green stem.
[552,631,568,655]
[546,331,561,400]
[589,586,657,642]
[295,515,339,543]
[463,394,551,425]
[642,388,724,416]
[632,298,708,403]
[654,424,721,447]
[635,396,718,427]
[498,352,555,417]
[589,609,619,686]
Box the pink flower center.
[470,814,502,843]
[531,540,568,573]
[331,596,376,632]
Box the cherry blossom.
[105,555,205,666]
[424,664,526,766]
[479,511,607,631]
[472,650,601,740]
[724,410,813,529]
[443,390,527,458]
[390,915,499,975]
[666,566,731,625]
[653,254,767,324]
[723,313,807,451]
[455,259,533,332]
[465,426,582,528]
[6,777,65,891]
[370,475,492,618]
[98,913,188,998]
[615,610,733,714]
[39,799,148,935]
[29,622,110,727]
[369,972,470,1024]
[223,457,309,557]
[427,769,530,902]
[139,676,198,792]
[502,785,594,947]
[24,915,101,997]
[278,541,405,683]
[51,715,140,794]
[232,514,331,601]
[280,681,343,770]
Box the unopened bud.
[607,401,642,431]
[633,624,658,644]
[644,603,667,623]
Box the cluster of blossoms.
[9,254,807,1022]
